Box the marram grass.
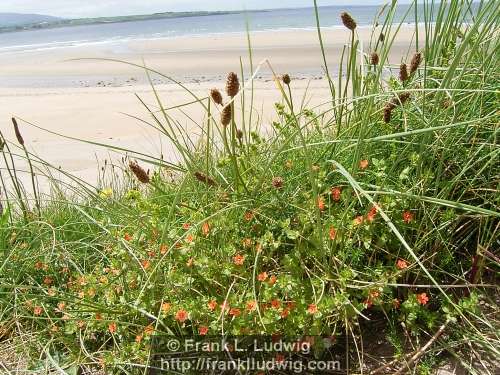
[0,0,499,374]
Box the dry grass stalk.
[129,161,150,183]
[225,72,240,98]
[194,171,217,187]
[340,12,357,31]
[210,89,223,105]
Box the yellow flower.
[99,188,113,199]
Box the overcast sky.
[0,0,401,18]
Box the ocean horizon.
[0,4,449,54]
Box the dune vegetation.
[0,0,499,373]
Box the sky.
[0,0,404,18]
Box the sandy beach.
[0,27,416,190]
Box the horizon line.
[3,3,411,21]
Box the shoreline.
[0,27,416,89]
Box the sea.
[0,5,427,54]
[0,3,480,54]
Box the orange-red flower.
[331,187,342,202]
[244,211,254,221]
[270,299,281,309]
[33,306,43,316]
[366,205,378,222]
[233,254,245,266]
[307,304,318,314]
[35,261,46,270]
[199,326,209,336]
[43,277,53,286]
[202,222,210,236]
[144,324,154,335]
[359,159,370,169]
[396,259,408,270]
[246,300,257,312]
[268,275,277,286]
[329,226,337,240]
[359,159,369,170]
[229,308,241,317]
[403,211,414,223]
[392,299,401,309]
[160,244,169,255]
[417,293,429,305]
[185,234,194,243]
[317,197,326,211]
[161,302,171,313]
[208,300,218,311]
[141,259,151,270]
[257,272,268,282]
[124,233,132,241]
[186,258,194,267]
[280,309,290,318]
[108,322,117,334]
[175,309,189,322]
[369,290,380,299]
[182,223,191,230]
[275,354,285,363]
[135,334,143,343]
[354,216,364,226]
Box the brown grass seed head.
[410,52,422,74]
[383,106,392,123]
[340,12,357,31]
[221,105,232,126]
[12,118,24,145]
[397,92,411,105]
[282,74,291,85]
[272,176,284,189]
[399,63,409,82]
[370,52,379,65]
[226,72,240,97]
[129,161,150,184]
[194,171,217,187]
[210,89,223,105]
